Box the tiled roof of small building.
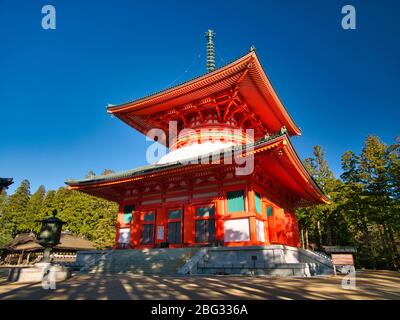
[1,232,96,252]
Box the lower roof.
[66,133,286,187]
[66,133,330,207]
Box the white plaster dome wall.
[157,141,235,164]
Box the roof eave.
[66,135,329,206]
[250,54,302,136]
[65,134,286,188]
[281,136,331,205]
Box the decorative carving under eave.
[128,90,269,144]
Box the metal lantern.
[37,209,65,262]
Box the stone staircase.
[0,268,10,280]
[308,250,333,262]
[79,248,201,275]
[178,245,334,277]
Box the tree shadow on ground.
[0,270,399,300]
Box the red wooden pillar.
[249,217,257,244]
[263,218,270,244]
[215,199,225,243]
[292,212,301,247]
[131,210,141,247]
[275,208,287,244]
[114,203,123,248]
[114,227,120,249]
[262,201,270,245]
[284,212,294,246]
[248,190,257,244]
[267,214,277,244]
[183,204,195,244]
[116,203,124,225]
[155,207,167,244]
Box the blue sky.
[1,0,399,194]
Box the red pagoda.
[66,31,329,250]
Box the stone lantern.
[8,209,70,284]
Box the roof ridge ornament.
[279,126,288,135]
[205,29,216,73]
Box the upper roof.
[1,232,97,252]
[107,50,301,139]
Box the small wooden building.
[0,232,96,266]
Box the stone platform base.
[76,245,334,277]
[7,263,71,283]
[178,245,334,277]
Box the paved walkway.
[0,270,399,300]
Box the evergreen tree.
[340,149,376,268]
[297,146,343,247]
[388,136,400,202]
[26,185,46,232]
[0,190,11,245]
[35,190,57,233]
[338,136,400,269]
[0,189,7,208]
[2,180,31,236]
[0,189,7,218]
[51,187,117,248]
